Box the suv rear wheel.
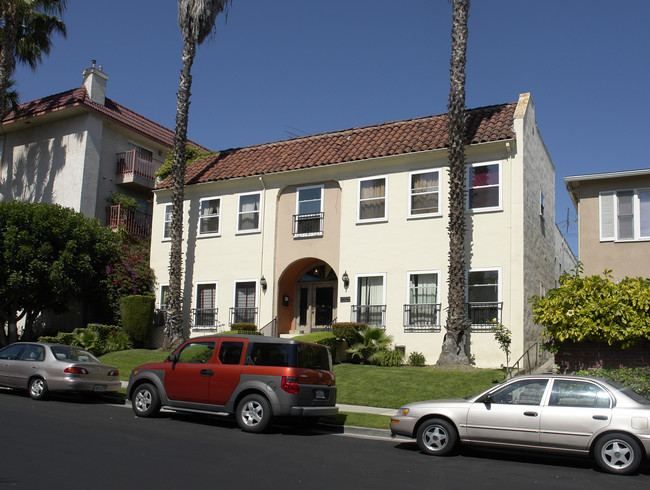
[236,394,272,433]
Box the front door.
[296,282,336,332]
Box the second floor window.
[163,204,172,240]
[468,162,500,211]
[237,192,262,233]
[199,197,221,236]
[294,185,324,237]
[600,189,650,242]
[358,176,387,222]
[409,170,440,217]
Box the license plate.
[93,385,107,392]
[314,389,326,400]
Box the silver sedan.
[390,374,650,475]
[0,342,121,399]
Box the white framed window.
[467,161,501,211]
[294,185,324,237]
[237,191,262,233]
[354,273,386,326]
[232,280,258,325]
[409,170,441,217]
[358,176,388,222]
[600,189,650,242]
[467,268,501,330]
[407,271,439,305]
[162,203,172,240]
[194,282,218,329]
[159,284,170,309]
[198,197,221,237]
[405,271,440,331]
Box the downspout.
[259,176,267,325]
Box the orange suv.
[127,335,338,432]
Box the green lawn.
[100,349,170,381]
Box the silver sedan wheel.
[422,425,448,451]
[416,418,458,456]
[600,439,635,471]
[29,378,47,400]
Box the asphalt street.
[2,390,649,489]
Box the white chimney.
[82,60,108,105]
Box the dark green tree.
[0,201,118,346]
[164,0,231,349]
[0,0,67,116]
[438,0,471,365]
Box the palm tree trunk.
[438,0,471,366]
[163,38,196,350]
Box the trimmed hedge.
[120,295,155,344]
[332,322,366,345]
[230,323,257,333]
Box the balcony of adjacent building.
[115,149,164,190]
[106,204,152,239]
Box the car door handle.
[200,369,214,377]
[524,411,538,417]
[593,415,608,420]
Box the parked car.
[0,342,121,399]
[127,335,338,432]
[390,374,650,475]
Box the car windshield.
[50,346,99,363]
[605,380,650,405]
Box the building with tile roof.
[0,63,205,238]
[565,169,650,280]
[150,92,575,368]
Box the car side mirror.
[480,394,493,404]
[167,353,178,365]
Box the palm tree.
[163,0,231,349]
[0,0,67,117]
[438,0,471,366]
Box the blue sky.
[13,0,650,256]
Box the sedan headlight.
[396,408,410,416]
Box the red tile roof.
[2,87,206,150]
[161,102,517,189]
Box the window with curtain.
[199,198,220,235]
[358,177,387,221]
[409,273,438,304]
[235,282,256,308]
[197,284,216,309]
[600,189,650,241]
[468,162,500,210]
[237,192,261,232]
[357,276,384,305]
[410,170,440,216]
[163,204,172,239]
[160,285,170,309]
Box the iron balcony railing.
[351,305,386,328]
[116,149,164,182]
[154,308,169,327]
[106,204,152,238]
[403,303,441,332]
[229,307,258,326]
[292,212,324,237]
[467,302,503,331]
[192,308,219,330]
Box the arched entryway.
[277,258,338,334]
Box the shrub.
[408,351,426,367]
[38,324,132,355]
[120,295,155,344]
[576,367,650,399]
[332,322,366,345]
[346,326,393,364]
[230,323,256,333]
[370,348,405,367]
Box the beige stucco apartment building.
[565,169,650,280]
[150,93,575,368]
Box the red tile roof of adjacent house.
[1,86,206,150]
[159,101,517,189]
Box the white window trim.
[195,281,219,307]
[158,284,170,309]
[406,270,441,302]
[408,169,442,219]
[162,203,173,241]
[198,196,222,238]
[236,191,263,234]
[466,161,502,213]
[599,189,650,243]
[466,267,502,302]
[295,184,324,214]
[355,273,387,305]
[357,175,388,223]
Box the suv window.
[297,344,331,370]
[249,343,291,367]
[177,341,215,364]
[218,341,243,365]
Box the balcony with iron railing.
[115,149,164,189]
[351,305,386,328]
[229,307,258,326]
[106,204,152,238]
[403,303,441,332]
[191,308,221,331]
[467,302,503,331]
[292,212,324,238]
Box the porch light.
[342,271,349,290]
[260,276,268,293]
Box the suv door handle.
[524,411,538,417]
[593,415,608,420]
[200,369,214,377]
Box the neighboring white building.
[150,92,575,368]
[0,63,203,238]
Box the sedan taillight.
[281,376,300,394]
[107,369,119,377]
[64,367,89,375]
